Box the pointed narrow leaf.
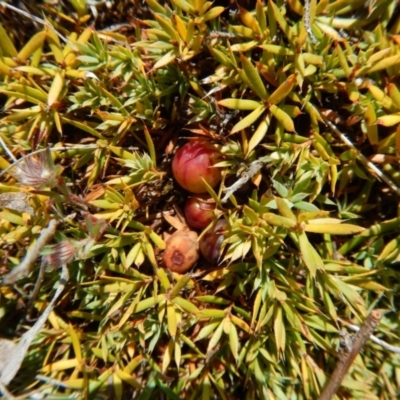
[376,113,400,127]
[154,14,180,41]
[298,231,324,276]
[274,306,286,352]
[0,24,18,57]
[269,105,294,131]
[167,301,177,337]
[202,6,225,21]
[218,99,262,110]
[263,213,297,228]
[240,54,268,100]
[267,74,296,105]
[18,31,46,62]
[173,296,199,314]
[47,72,64,107]
[207,321,224,353]
[247,114,270,154]
[231,106,265,134]
[388,83,400,110]
[275,197,297,221]
[304,223,365,235]
[152,50,176,71]
[229,323,239,359]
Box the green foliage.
[0,0,400,399]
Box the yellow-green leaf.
[247,113,271,154]
[167,301,177,337]
[275,197,297,221]
[218,98,262,110]
[202,6,225,21]
[240,54,268,100]
[47,72,64,107]
[231,105,265,134]
[376,113,400,127]
[304,223,365,235]
[263,212,297,228]
[207,321,224,352]
[267,74,296,105]
[269,105,295,131]
[17,31,46,62]
[229,323,239,359]
[298,231,324,276]
[274,306,286,352]
[0,24,18,57]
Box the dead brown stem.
[318,310,382,400]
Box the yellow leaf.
[47,72,64,107]
[0,24,18,57]
[162,339,173,372]
[42,359,79,372]
[298,231,324,276]
[231,105,265,134]
[152,50,176,71]
[68,325,82,362]
[368,84,394,110]
[154,14,180,41]
[275,197,297,221]
[366,54,400,74]
[377,113,400,127]
[207,321,224,352]
[17,31,46,62]
[134,294,165,313]
[202,6,225,22]
[167,301,177,337]
[229,324,239,359]
[259,44,294,56]
[269,105,294,131]
[247,114,271,154]
[274,306,286,352]
[240,54,268,100]
[173,15,187,42]
[239,6,262,35]
[263,213,297,229]
[218,98,262,110]
[304,222,365,235]
[115,369,141,389]
[267,74,296,105]
[388,83,400,110]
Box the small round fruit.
[199,219,227,264]
[184,196,216,230]
[163,230,199,274]
[172,141,222,194]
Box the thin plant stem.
[2,219,58,285]
[324,117,400,197]
[318,310,382,400]
[304,0,318,44]
[0,136,17,162]
[339,317,400,354]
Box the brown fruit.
[162,230,199,273]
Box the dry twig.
[318,310,382,400]
[2,219,58,285]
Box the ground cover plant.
[0,0,400,398]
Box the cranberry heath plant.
[0,0,400,399]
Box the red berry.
[172,141,222,194]
[163,230,199,273]
[199,219,227,264]
[184,196,216,230]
